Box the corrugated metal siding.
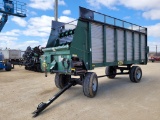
[141,35,145,59]
[134,33,139,60]
[117,29,124,61]
[91,23,103,63]
[126,31,132,61]
[106,26,115,62]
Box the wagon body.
[41,7,148,73]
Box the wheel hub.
[136,69,141,79]
[92,78,97,91]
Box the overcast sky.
[0,0,160,52]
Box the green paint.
[103,25,106,65]
[124,30,127,62]
[70,20,90,69]
[41,11,148,74]
[114,28,118,63]
[132,32,135,61]
[139,34,141,61]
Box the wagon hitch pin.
[32,82,74,117]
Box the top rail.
[79,7,147,34]
[51,19,78,31]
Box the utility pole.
[156,45,157,56]
[54,0,58,21]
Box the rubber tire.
[25,66,28,70]
[83,72,98,98]
[55,73,71,89]
[105,66,117,79]
[129,66,142,83]
[5,62,12,71]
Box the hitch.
[32,82,75,117]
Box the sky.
[0,0,160,52]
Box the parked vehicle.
[0,52,11,71]
[0,49,24,68]
[33,7,149,117]
[149,56,160,62]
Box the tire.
[105,66,117,79]
[25,66,28,70]
[83,72,98,98]
[55,73,71,89]
[129,66,142,83]
[5,62,12,71]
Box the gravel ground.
[0,63,160,120]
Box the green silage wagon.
[33,7,149,117]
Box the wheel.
[129,66,142,83]
[25,66,28,70]
[55,73,71,89]
[5,62,12,71]
[105,66,117,79]
[83,72,98,98]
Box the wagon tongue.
[32,102,48,117]
[32,82,74,117]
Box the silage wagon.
[33,7,149,117]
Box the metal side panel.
[91,23,103,63]
[9,50,21,59]
[134,33,139,60]
[117,29,124,61]
[106,26,115,62]
[126,31,132,61]
[141,35,145,59]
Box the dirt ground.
[0,63,160,120]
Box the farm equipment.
[0,49,24,68]
[0,0,26,32]
[23,46,44,72]
[33,7,149,117]
[0,0,26,68]
[0,52,11,71]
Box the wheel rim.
[109,67,116,76]
[136,69,141,79]
[92,77,97,91]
